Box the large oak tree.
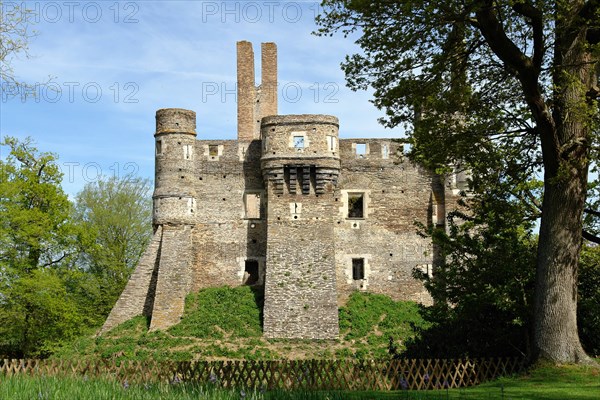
[317,0,599,363]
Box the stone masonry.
[101,41,464,338]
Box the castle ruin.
[101,41,463,339]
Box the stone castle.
[101,41,463,339]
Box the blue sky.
[0,1,405,196]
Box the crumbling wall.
[190,139,267,291]
[335,139,434,305]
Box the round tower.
[261,114,340,194]
[153,108,197,225]
[261,114,341,340]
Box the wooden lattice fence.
[0,358,527,390]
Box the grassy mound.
[54,287,427,361]
[169,286,263,339]
[339,292,428,358]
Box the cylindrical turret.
[261,114,340,195]
[153,108,197,225]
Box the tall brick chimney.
[237,41,278,141]
[259,42,278,120]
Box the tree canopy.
[317,0,599,364]
[74,176,153,317]
[0,137,153,357]
[0,137,81,356]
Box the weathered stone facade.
[101,41,463,339]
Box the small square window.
[347,193,364,218]
[293,136,305,149]
[352,258,365,280]
[209,145,219,156]
[355,143,367,158]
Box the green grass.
[461,362,600,399]
[338,292,428,358]
[54,288,427,361]
[169,286,264,339]
[1,363,598,399]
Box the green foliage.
[0,137,152,357]
[339,292,427,359]
[403,191,537,358]
[106,315,150,336]
[73,176,152,318]
[0,269,83,357]
[169,286,263,339]
[0,137,75,273]
[465,362,600,399]
[578,246,600,356]
[0,137,83,357]
[316,0,600,363]
[0,375,372,400]
[2,363,599,399]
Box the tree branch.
[511,1,544,70]
[475,1,531,72]
[582,229,600,244]
[475,0,556,167]
[40,252,72,268]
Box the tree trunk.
[534,175,592,363]
[533,0,596,364]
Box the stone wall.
[237,41,277,142]
[262,190,339,339]
[334,139,434,305]
[190,139,266,291]
[261,115,340,340]
[237,41,256,142]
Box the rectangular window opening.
[209,145,219,156]
[382,144,389,159]
[327,135,336,151]
[347,193,364,219]
[245,193,262,219]
[293,136,305,149]
[352,258,365,281]
[243,260,259,285]
[155,140,162,155]
[355,143,367,157]
[184,144,193,160]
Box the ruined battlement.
[101,41,459,338]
